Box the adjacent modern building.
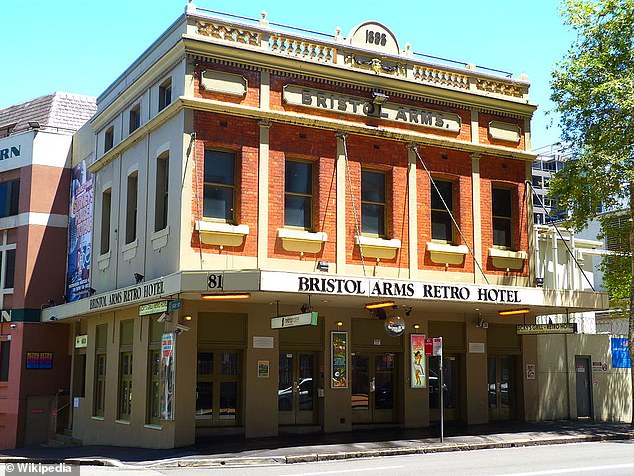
[42,4,607,449]
[0,92,96,448]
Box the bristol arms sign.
[283,85,462,133]
[260,272,534,306]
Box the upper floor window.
[158,79,172,112]
[0,340,10,382]
[104,126,114,153]
[129,105,141,134]
[361,170,386,237]
[203,150,235,223]
[0,180,19,218]
[431,180,454,243]
[285,160,313,229]
[492,187,512,248]
[154,153,169,232]
[2,249,15,289]
[125,172,138,244]
[100,188,112,255]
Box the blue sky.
[1,1,573,149]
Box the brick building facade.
[43,5,606,448]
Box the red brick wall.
[268,124,337,263]
[192,111,259,257]
[343,135,409,269]
[416,146,474,272]
[479,155,529,276]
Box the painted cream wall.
[537,334,632,422]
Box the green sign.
[516,323,577,335]
[271,312,318,329]
[139,300,168,316]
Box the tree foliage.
[549,0,634,424]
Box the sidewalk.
[1,420,633,468]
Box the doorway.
[195,351,241,427]
[575,355,593,418]
[488,356,515,420]
[429,354,461,421]
[278,352,318,425]
[351,352,397,423]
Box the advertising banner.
[66,161,93,302]
[410,334,426,388]
[331,331,348,388]
[160,332,176,420]
[611,337,631,369]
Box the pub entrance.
[488,356,516,420]
[278,351,318,425]
[351,352,398,423]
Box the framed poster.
[410,334,426,388]
[331,331,348,388]
[25,352,53,369]
[160,333,176,420]
[257,360,270,378]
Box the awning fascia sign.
[260,271,543,306]
[516,323,578,335]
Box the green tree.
[549,0,634,424]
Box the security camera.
[175,323,190,334]
[9,324,16,329]
[157,312,171,323]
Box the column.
[407,145,418,279]
[257,120,271,268]
[335,133,347,274]
[471,153,483,282]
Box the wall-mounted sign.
[89,279,165,312]
[516,323,577,335]
[66,160,93,302]
[160,333,176,420]
[74,335,88,349]
[592,361,608,372]
[168,300,181,312]
[271,312,318,329]
[253,336,274,349]
[139,300,168,316]
[257,360,270,378]
[283,85,462,133]
[0,144,21,161]
[611,337,631,369]
[331,332,348,389]
[25,352,53,369]
[526,364,536,380]
[260,271,544,306]
[410,334,426,389]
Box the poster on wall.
[257,360,270,378]
[66,160,93,302]
[160,332,176,420]
[410,334,426,388]
[611,337,631,369]
[331,331,348,388]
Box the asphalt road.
[5,441,634,475]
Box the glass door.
[488,356,514,420]
[196,351,241,426]
[278,352,316,425]
[351,352,397,423]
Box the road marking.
[285,465,404,476]
[498,462,634,476]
